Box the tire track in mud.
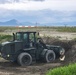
[0,58,61,75]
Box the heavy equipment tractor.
[0,32,65,66]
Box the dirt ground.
[0,58,62,75]
[40,31,76,40]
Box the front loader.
[0,32,65,66]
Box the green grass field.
[0,35,12,43]
[57,27,76,32]
[46,63,76,75]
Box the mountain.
[44,22,76,26]
[0,19,21,26]
[0,19,76,26]
[22,22,34,25]
[0,19,41,26]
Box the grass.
[0,26,76,32]
[46,63,76,75]
[57,27,76,32]
[0,35,12,43]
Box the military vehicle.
[0,32,65,66]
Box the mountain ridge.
[0,19,76,26]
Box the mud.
[0,58,62,75]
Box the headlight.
[7,54,10,57]
[60,48,65,55]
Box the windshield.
[16,33,28,41]
[16,33,21,40]
[23,33,28,41]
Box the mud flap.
[59,55,65,61]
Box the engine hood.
[2,41,11,46]
[1,41,23,52]
[2,41,22,46]
[1,40,23,53]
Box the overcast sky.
[0,0,76,25]
[0,0,76,11]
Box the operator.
[36,32,47,49]
[29,33,34,47]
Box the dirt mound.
[50,40,76,64]
[43,37,76,64]
[43,37,76,51]
[64,44,76,63]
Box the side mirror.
[13,33,15,41]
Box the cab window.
[16,33,21,40]
[23,34,28,41]
[29,33,34,42]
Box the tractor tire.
[17,52,32,66]
[45,50,56,63]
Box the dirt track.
[0,58,62,75]
[40,31,76,40]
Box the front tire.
[45,50,56,63]
[17,52,32,66]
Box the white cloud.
[0,0,76,11]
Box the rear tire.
[17,52,32,66]
[45,50,56,63]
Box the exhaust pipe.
[0,44,2,52]
[13,33,15,41]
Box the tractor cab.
[13,32,36,41]
[13,32,45,49]
[13,32,37,48]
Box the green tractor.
[0,32,65,66]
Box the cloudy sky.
[0,0,76,25]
